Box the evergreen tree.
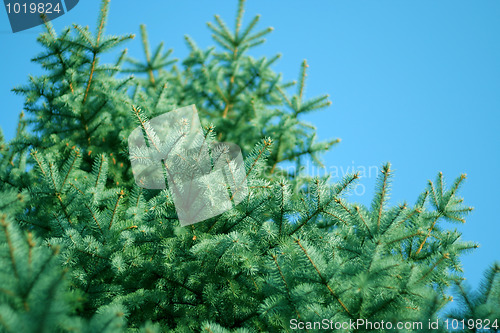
[0,1,498,332]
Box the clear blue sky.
[1,0,499,293]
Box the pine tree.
[1,1,498,332]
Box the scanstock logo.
[4,0,79,33]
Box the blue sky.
[1,0,499,292]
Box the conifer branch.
[380,203,408,235]
[278,182,286,234]
[455,282,474,312]
[271,253,303,320]
[140,25,156,85]
[68,233,107,260]
[96,0,109,46]
[276,85,294,108]
[437,171,444,202]
[132,106,161,153]
[47,161,58,190]
[24,245,63,302]
[43,22,74,93]
[322,210,349,227]
[478,263,500,305]
[415,215,440,256]
[59,148,80,192]
[83,52,97,104]
[85,204,103,233]
[81,0,109,104]
[290,174,358,235]
[297,60,308,101]
[31,150,47,176]
[17,217,51,231]
[0,197,21,212]
[238,15,260,43]
[418,253,449,282]
[244,28,273,44]
[69,181,84,195]
[295,239,351,315]
[94,154,107,187]
[214,16,233,44]
[112,48,128,77]
[109,190,124,230]
[235,0,246,39]
[72,25,93,46]
[268,124,286,174]
[40,157,75,226]
[154,83,168,110]
[163,277,202,300]
[376,163,391,232]
[428,179,440,210]
[0,214,19,279]
[246,138,272,177]
[398,208,422,230]
[448,173,467,198]
[355,205,373,238]
[387,231,425,245]
[27,231,36,265]
[222,195,271,233]
[334,197,352,216]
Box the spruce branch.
[297,60,308,101]
[295,238,351,315]
[374,162,392,233]
[235,0,245,38]
[415,215,440,256]
[0,214,19,279]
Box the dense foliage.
[0,1,498,332]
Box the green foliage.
[0,212,132,333]
[446,263,500,332]
[0,1,497,332]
